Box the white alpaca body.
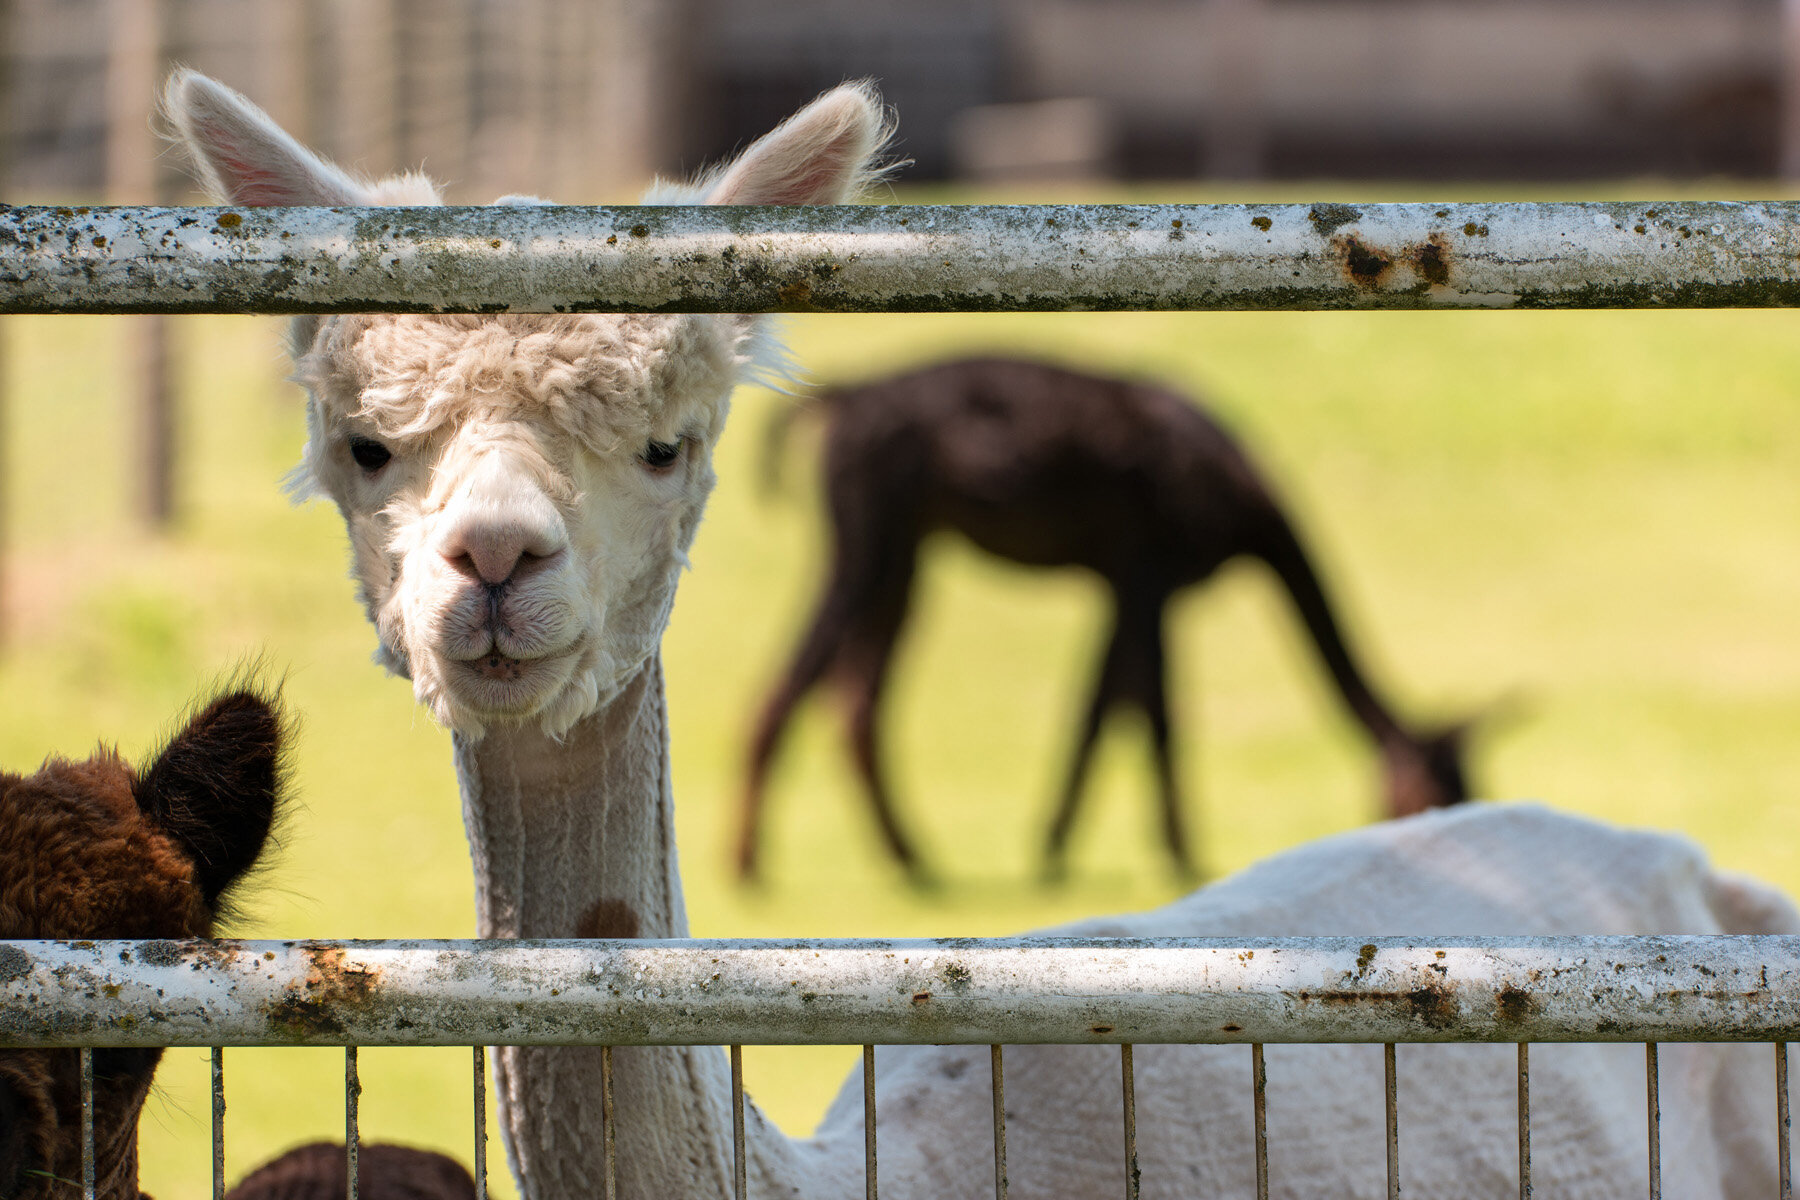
[799,801,1791,1199]
[163,72,1794,1200]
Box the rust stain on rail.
[1333,233,1455,293]
[1294,983,1461,1030]
[263,944,382,1038]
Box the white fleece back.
[796,803,1795,1200]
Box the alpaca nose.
[440,519,565,585]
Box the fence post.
[0,0,12,645]
[107,0,176,529]
[259,0,315,145]
[1785,0,1800,180]
[1205,0,1267,179]
[332,0,397,175]
[400,0,474,198]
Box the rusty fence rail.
[5,201,1800,314]
[5,936,1800,1200]
[6,936,1800,1047]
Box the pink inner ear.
[767,159,845,206]
[195,116,299,205]
[217,161,292,206]
[718,130,863,205]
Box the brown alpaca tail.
[758,391,833,498]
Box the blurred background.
[4,1,1800,1197]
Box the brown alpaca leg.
[839,589,930,882]
[1130,602,1195,878]
[738,576,862,882]
[1043,606,1129,878]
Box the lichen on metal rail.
[4,936,1800,1048]
[2,202,1799,314]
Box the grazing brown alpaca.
[0,689,283,1200]
[743,356,1471,882]
[0,690,474,1200]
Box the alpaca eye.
[348,436,392,472]
[640,438,682,470]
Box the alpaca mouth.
[474,653,526,681]
[443,648,573,716]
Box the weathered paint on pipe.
[3,203,1800,314]
[3,936,1800,1048]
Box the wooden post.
[1205,0,1268,180]
[402,0,473,197]
[584,0,672,200]
[333,0,398,176]
[108,0,175,527]
[519,0,554,195]
[259,0,314,143]
[1784,0,1800,180]
[0,0,12,644]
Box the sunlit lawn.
[4,193,1800,1198]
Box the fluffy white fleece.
[793,802,1796,1199]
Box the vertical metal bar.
[1516,1043,1532,1200]
[602,1046,617,1200]
[1251,1043,1269,1200]
[863,1044,878,1200]
[1779,1042,1792,1200]
[1645,1043,1661,1200]
[472,1047,488,1200]
[731,1044,747,1200]
[1120,1045,1139,1200]
[346,1046,361,1200]
[211,1047,226,1200]
[991,1045,1008,1200]
[79,1047,94,1200]
[1385,1043,1400,1200]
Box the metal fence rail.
[6,935,1800,1046]
[6,201,1800,314]
[7,936,1799,1200]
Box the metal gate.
[5,199,1800,1200]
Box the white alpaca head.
[164,70,890,737]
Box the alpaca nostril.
[440,525,565,586]
[512,546,566,579]
[441,540,520,585]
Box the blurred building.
[0,0,1789,196]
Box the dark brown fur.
[225,1143,476,1200]
[0,690,475,1200]
[742,357,1471,882]
[0,690,285,1200]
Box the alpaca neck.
[451,656,802,1200]
[454,655,687,944]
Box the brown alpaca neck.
[451,657,795,1200]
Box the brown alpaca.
[742,357,1471,882]
[0,690,473,1200]
[0,689,283,1200]
[226,1143,475,1200]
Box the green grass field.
[5,199,1800,1196]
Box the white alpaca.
[166,71,1795,1200]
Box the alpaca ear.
[136,690,284,905]
[163,69,371,206]
[703,81,891,206]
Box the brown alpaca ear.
[136,690,284,906]
[162,69,370,206]
[702,81,891,206]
